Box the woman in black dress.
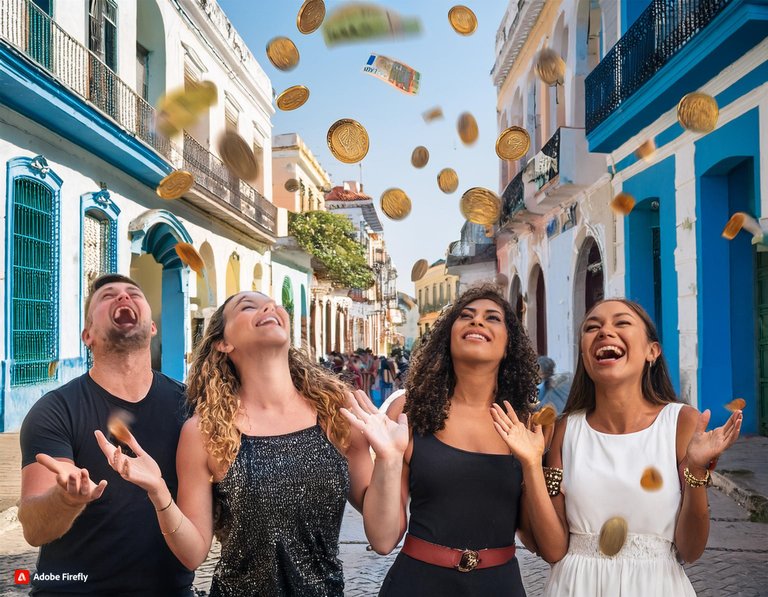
[343,285,543,596]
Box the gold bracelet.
[683,467,711,488]
[543,466,564,496]
[161,513,184,536]
[156,496,173,512]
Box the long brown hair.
[563,298,679,415]
[186,294,351,468]
[404,284,539,435]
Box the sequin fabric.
[210,425,350,597]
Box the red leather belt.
[401,534,517,572]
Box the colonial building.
[414,260,459,338]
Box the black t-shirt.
[19,371,195,596]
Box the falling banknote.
[322,3,421,47]
[363,54,420,95]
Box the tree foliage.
[288,211,375,289]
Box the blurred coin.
[460,187,501,226]
[156,170,194,200]
[156,80,217,137]
[175,242,206,276]
[297,0,326,34]
[411,146,429,168]
[678,92,718,134]
[610,192,636,215]
[327,119,369,163]
[276,85,310,111]
[437,168,459,194]
[107,410,134,444]
[218,131,259,182]
[457,112,479,145]
[411,259,429,282]
[640,466,663,491]
[422,106,444,122]
[448,5,477,35]
[266,37,299,71]
[535,48,566,85]
[634,138,656,161]
[599,517,628,556]
[725,398,746,412]
[380,188,412,220]
[531,404,557,427]
[485,225,496,238]
[721,212,746,240]
[48,360,58,378]
[285,178,300,192]
[496,126,531,160]
[494,273,508,287]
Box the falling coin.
[437,168,459,194]
[494,273,508,287]
[485,225,495,238]
[156,170,194,200]
[297,0,326,34]
[47,360,58,378]
[327,119,370,164]
[457,112,479,145]
[276,85,310,111]
[448,5,477,35]
[380,188,412,220]
[218,131,259,182]
[721,212,746,240]
[175,242,206,276]
[411,259,429,281]
[634,138,656,161]
[598,517,628,556]
[496,126,531,160]
[531,404,557,427]
[535,48,566,86]
[411,146,429,168]
[725,398,746,412]
[107,411,134,444]
[610,192,636,215]
[266,36,300,71]
[284,178,300,192]
[422,106,444,122]
[640,466,663,491]
[156,80,218,137]
[677,92,719,134]
[460,187,501,226]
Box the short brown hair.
[84,274,143,322]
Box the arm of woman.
[674,406,742,562]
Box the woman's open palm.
[94,429,163,494]
[341,390,409,461]
[686,409,742,470]
[491,401,545,467]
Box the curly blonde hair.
[186,294,352,468]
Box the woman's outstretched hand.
[491,401,545,468]
[341,390,408,462]
[685,409,743,471]
[94,429,164,495]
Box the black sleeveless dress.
[379,433,527,596]
[210,425,350,597]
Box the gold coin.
[610,192,636,215]
[634,138,656,161]
[107,415,132,444]
[640,467,663,491]
[448,5,477,35]
[535,48,566,86]
[47,360,58,378]
[327,119,369,164]
[217,131,259,182]
[457,112,479,145]
[155,81,218,137]
[285,178,300,192]
[276,85,310,111]
[411,259,429,282]
[266,37,299,71]
[175,242,206,276]
[599,517,628,556]
[437,168,459,194]
[423,106,444,122]
[380,188,412,220]
[297,0,326,34]
[721,212,746,239]
[156,170,194,200]
[494,273,508,287]
[496,126,531,160]
[411,146,429,168]
[531,404,557,427]
[725,397,746,412]
[460,187,501,226]
[677,92,719,134]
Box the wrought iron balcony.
[530,128,559,191]
[585,0,730,134]
[446,240,496,269]
[501,169,526,227]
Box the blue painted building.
[587,0,768,434]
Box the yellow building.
[414,260,459,338]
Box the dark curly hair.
[404,284,540,435]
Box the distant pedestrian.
[378,356,397,403]
[537,356,572,415]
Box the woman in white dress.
[490,298,742,596]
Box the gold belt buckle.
[456,549,480,572]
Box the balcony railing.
[501,170,526,226]
[531,128,560,190]
[446,241,496,268]
[183,134,276,235]
[585,0,730,133]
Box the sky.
[217,0,510,294]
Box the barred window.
[83,211,111,291]
[11,177,59,386]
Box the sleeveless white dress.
[544,403,697,596]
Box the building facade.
[414,260,459,338]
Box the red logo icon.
[14,569,30,584]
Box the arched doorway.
[509,274,523,324]
[528,264,547,355]
[281,277,294,342]
[252,262,263,292]
[325,301,333,355]
[225,252,240,298]
[573,236,604,318]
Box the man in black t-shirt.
[18,274,194,596]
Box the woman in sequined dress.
[96,291,405,596]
